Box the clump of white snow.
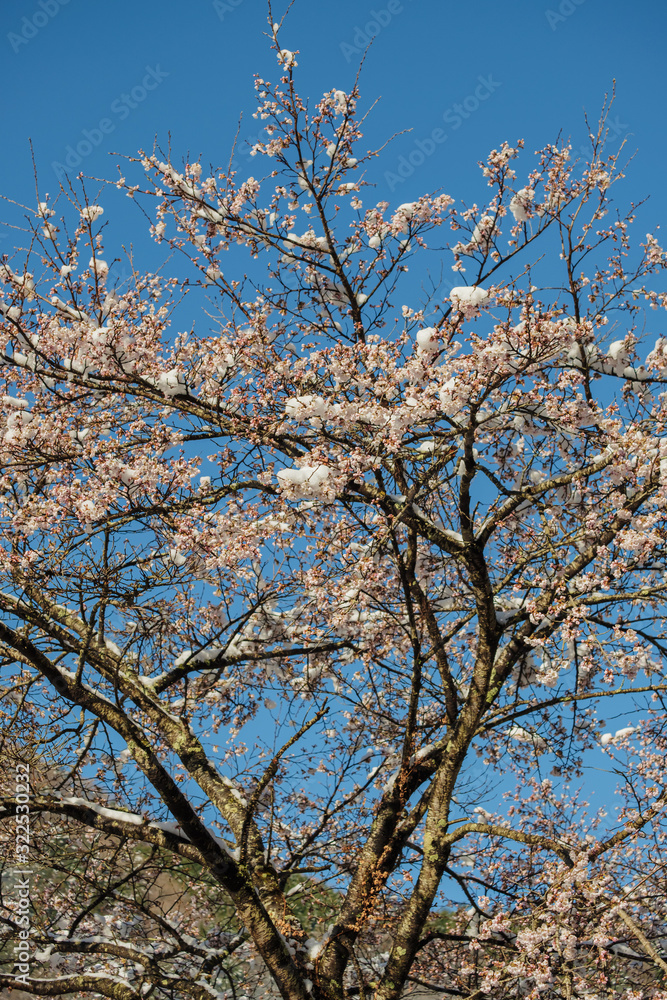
[509,188,534,223]
[506,725,547,752]
[415,327,439,354]
[277,464,332,499]
[456,215,495,255]
[284,395,328,423]
[146,368,188,397]
[451,286,489,307]
[392,202,417,233]
[450,286,490,317]
[600,726,636,747]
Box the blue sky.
[1,0,666,246]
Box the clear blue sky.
[1,0,666,246]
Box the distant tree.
[1,12,667,1000]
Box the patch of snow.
[608,339,628,361]
[413,742,437,763]
[305,937,326,961]
[472,806,494,825]
[416,327,439,353]
[450,285,490,309]
[153,820,191,841]
[173,649,193,668]
[495,609,520,625]
[285,881,307,898]
[277,463,331,498]
[614,726,636,740]
[506,725,547,752]
[191,645,226,665]
[411,504,439,529]
[58,795,144,826]
[509,188,534,223]
[393,202,417,233]
[146,368,188,397]
[1,395,29,410]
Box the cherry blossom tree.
[2,12,667,1000]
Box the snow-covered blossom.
[506,725,547,752]
[450,285,490,315]
[276,464,332,498]
[509,187,534,222]
[415,327,439,353]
